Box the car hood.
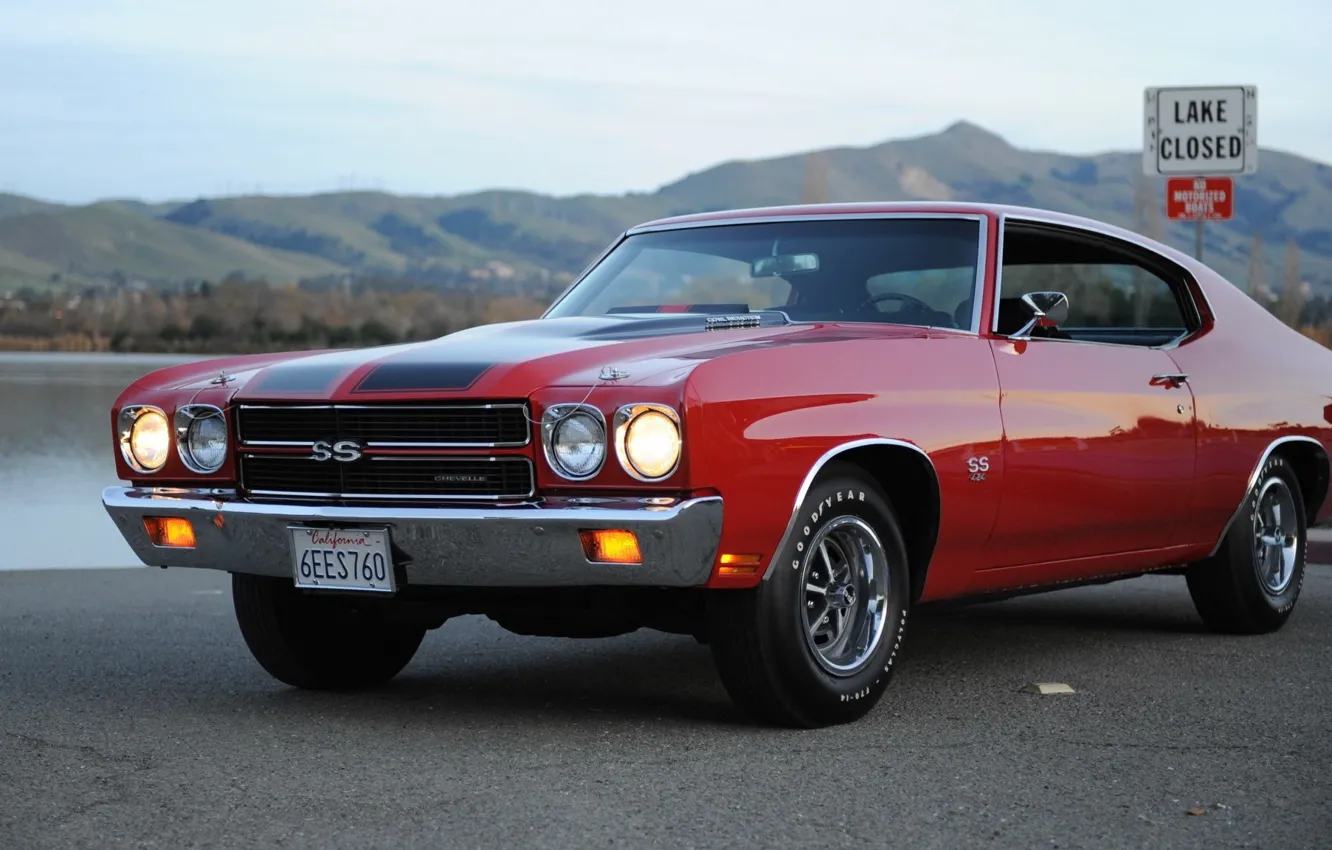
[138,313,931,401]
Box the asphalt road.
[2,567,1330,850]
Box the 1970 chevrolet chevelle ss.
[103,202,1332,727]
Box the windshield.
[545,217,984,330]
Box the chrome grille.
[235,402,535,501]
[239,454,535,501]
[236,403,530,448]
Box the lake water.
[0,352,203,570]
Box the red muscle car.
[102,202,1332,727]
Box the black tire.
[707,463,911,728]
[1186,453,1307,634]
[232,573,426,690]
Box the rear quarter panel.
[1168,269,1332,540]
[683,328,1003,599]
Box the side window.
[996,225,1196,346]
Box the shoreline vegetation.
[3,265,1331,355]
[0,275,553,355]
[3,148,1327,354]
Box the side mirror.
[1010,291,1069,339]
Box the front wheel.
[707,463,911,727]
[1186,453,1307,634]
[232,573,426,690]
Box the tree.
[190,314,222,339]
[1274,239,1304,327]
[1246,233,1266,300]
[801,152,829,204]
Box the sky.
[2,0,1329,205]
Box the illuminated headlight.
[118,406,170,473]
[542,404,607,480]
[614,404,681,482]
[175,405,228,473]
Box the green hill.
[655,122,1332,293]
[3,121,1329,295]
[0,204,343,287]
[0,193,63,220]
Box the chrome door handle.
[1152,373,1189,388]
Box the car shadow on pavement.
[917,576,1208,636]
[259,630,746,726]
[241,577,1220,727]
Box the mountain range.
[2,121,1330,297]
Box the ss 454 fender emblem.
[967,456,990,482]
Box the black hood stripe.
[245,345,413,394]
[240,314,794,398]
[352,361,494,393]
[250,362,353,393]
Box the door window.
[995,224,1199,346]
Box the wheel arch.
[1207,435,1331,557]
[1274,437,1331,523]
[764,438,941,603]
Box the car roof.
[632,202,1104,234]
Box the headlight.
[118,406,170,473]
[176,405,228,473]
[614,404,681,481]
[542,404,607,480]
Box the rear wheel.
[707,463,911,727]
[232,573,426,689]
[1186,454,1307,634]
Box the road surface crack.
[1052,736,1301,755]
[3,731,153,770]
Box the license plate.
[289,527,395,593]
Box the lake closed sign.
[1143,86,1257,176]
[1166,177,1234,221]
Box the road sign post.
[1143,85,1257,261]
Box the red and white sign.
[1166,176,1234,221]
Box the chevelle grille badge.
[434,474,489,484]
[706,314,761,331]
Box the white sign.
[1143,85,1257,176]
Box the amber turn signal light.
[143,516,197,548]
[718,553,762,576]
[579,529,642,564]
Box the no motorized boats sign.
[1166,177,1234,221]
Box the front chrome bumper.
[102,487,724,588]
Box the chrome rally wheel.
[1187,453,1308,635]
[707,461,912,728]
[1252,476,1300,596]
[800,516,891,677]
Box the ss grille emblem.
[311,439,364,462]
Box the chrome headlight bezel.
[118,404,171,474]
[175,404,229,474]
[541,403,608,481]
[613,403,682,482]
